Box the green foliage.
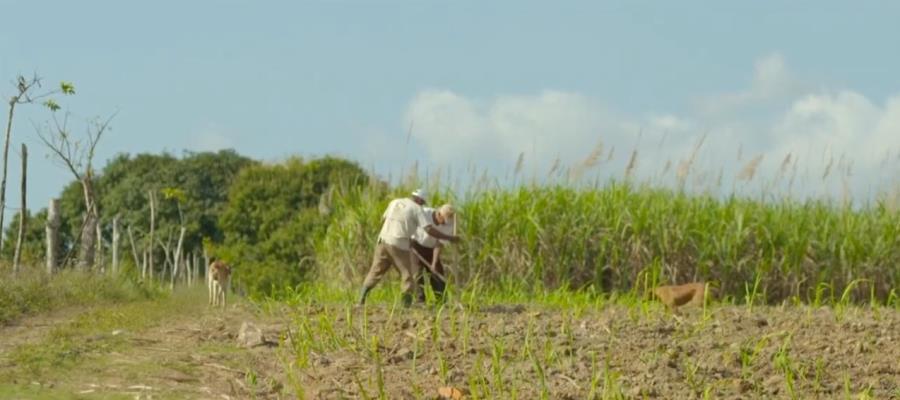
[97,150,254,250]
[60,81,75,95]
[7,150,255,270]
[218,156,370,297]
[43,99,60,112]
[161,187,187,203]
[0,210,48,265]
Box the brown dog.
[207,260,232,308]
[653,282,710,313]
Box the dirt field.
[1,291,898,399]
[291,302,900,399]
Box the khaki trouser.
[362,242,421,298]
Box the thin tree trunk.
[193,252,199,286]
[195,253,199,286]
[182,255,188,286]
[127,225,141,278]
[77,176,98,270]
[161,242,171,284]
[148,190,155,281]
[184,253,191,286]
[0,100,17,254]
[12,144,26,273]
[45,199,60,274]
[112,216,119,274]
[203,246,210,279]
[96,221,103,272]
[158,229,173,282]
[170,226,186,290]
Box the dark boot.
[431,274,446,302]
[401,292,413,308]
[416,275,428,303]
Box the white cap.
[411,188,429,204]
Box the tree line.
[2,148,373,296]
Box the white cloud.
[398,54,900,201]
[769,91,900,198]
[403,90,633,168]
[697,53,806,118]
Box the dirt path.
[0,289,293,399]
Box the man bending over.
[358,189,461,307]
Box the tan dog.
[207,260,232,308]
[653,282,710,313]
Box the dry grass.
[737,154,764,181]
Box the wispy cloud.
[698,53,804,116]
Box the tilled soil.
[3,296,898,399]
[291,303,900,399]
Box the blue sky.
[2,1,900,218]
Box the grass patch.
[0,268,162,325]
[0,288,194,383]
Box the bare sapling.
[37,108,114,270]
[2,76,74,254]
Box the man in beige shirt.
[359,189,461,307]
